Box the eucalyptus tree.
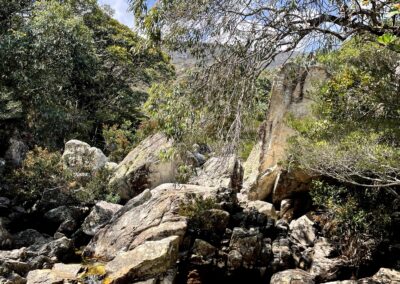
[130,0,400,149]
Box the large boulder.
[309,238,346,282]
[289,215,316,247]
[241,64,327,202]
[44,206,89,235]
[84,184,236,261]
[188,155,243,192]
[81,201,122,236]
[270,269,315,284]
[62,139,108,176]
[26,263,83,284]
[109,133,178,200]
[105,236,180,284]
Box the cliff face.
[242,64,327,203]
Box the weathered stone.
[32,237,74,263]
[309,238,345,282]
[62,139,108,175]
[271,238,292,271]
[44,206,89,235]
[289,215,316,247]
[81,201,122,236]
[229,227,262,268]
[359,267,400,283]
[244,200,278,219]
[227,250,242,270]
[0,197,11,215]
[13,229,50,248]
[109,132,178,200]
[189,155,243,192]
[270,269,315,284]
[25,264,82,284]
[243,64,327,202]
[84,184,235,261]
[0,272,26,284]
[192,239,216,259]
[105,236,179,284]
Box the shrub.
[179,196,219,232]
[103,121,136,162]
[7,147,69,204]
[311,180,393,266]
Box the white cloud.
[98,0,134,28]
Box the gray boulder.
[289,215,316,247]
[81,201,122,236]
[109,133,178,200]
[105,236,180,284]
[189,155,243,192]
[270,269,315,284]
[62,139,108,177]
[84,183,236,261]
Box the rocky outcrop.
[62,140,108,177]
[242,64,327,203]
[188,155,243,192]
[83,183,236,261]
[109,133,178,200]
[81,201,122,236]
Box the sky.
[97,0,156,28]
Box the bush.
[311,180,394,266]
[7,147,69,204]
[75,167,121,204]
[179,196,219,232]
[103,121,136,162]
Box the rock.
[36,187,79,211]
[359,267,400,283]
[199,209,230,235]
[192,239,217,259]
[81,201,122,236]
[270,269,315,284]
[243,64,327,202]
[289,215,316,247]
[0,220,13,249]
[309,238,345,282]
[5,137,28,167]
[105,236,180,284]
[109,132,178,200]
[26,264,82,284]
[105,161,118,172]
[271,238,292,271]
[189,155,243,192]
[244,200,278,220]
[62,139,107,176]
[0,273,26,284]
[84,184,236,261]
[32,237,74,263]
[229,227,263,268]
[44,206,89,235]
[227,250,243,270]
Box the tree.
[288,38,400,188]
[0,0,174,151]
[129,0,400,149]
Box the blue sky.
[98,0,156,28]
